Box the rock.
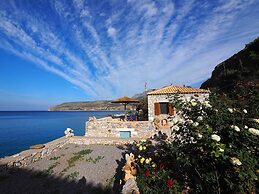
[88,116,97,122]
[29,144,45,149]
[32,152,41,162]
[64,128,74,137]
[122,178,140,194]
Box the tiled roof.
[147,85,209,95]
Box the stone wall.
[148,93,209,128]
[69,136,140,145]
[86,116,155,138]
[0,137,69,170]
[0,136,144,172]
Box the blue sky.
[0,0,258,110]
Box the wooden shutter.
[169,103,174,116]
[154,103,160,115]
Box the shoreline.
[0,111,123,158]
[0,136,140,165]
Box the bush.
[133,139,182,194]
[132,93,258,193]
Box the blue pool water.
[0,111,123,158]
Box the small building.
[147,85,210,125]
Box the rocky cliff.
[201,38,259,92]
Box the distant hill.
[48,100,127,111]
[201,37,259,91]
[49,89,155,111]
[132,89,155,100]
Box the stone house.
[147,85,209,129]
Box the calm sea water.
[0,111,123,158]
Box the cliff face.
[201,38,259,91]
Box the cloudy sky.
[0,0,258,110]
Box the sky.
[0,0,258,110]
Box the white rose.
[204,100,210,104]
[197,116,203,121]
[172,125,180,131]
[230,157,242,166]
[231,125,240,132]
[228,108,233,113]
[191,101,197,107]
[252,119,259,124]
[193,122,199,127]
[204,101,212,108]
[172,117,178,124]
[187,119,194,124]
[248,128,259,136]
[211,134,221,142]
[197,133,203,139]
[243,109,247,114]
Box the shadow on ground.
[0,166,114,194]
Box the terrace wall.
[85,116,155,138]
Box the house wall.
[86,116,155,138]
[148,93,209,124]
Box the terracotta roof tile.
[147,85,209,95]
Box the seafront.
[0,133,143,194]
[0,110,124,158]
[0,135,141,169]
[0,112,149,193]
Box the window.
[155,102,174,116]
[160,103,169,114]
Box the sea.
[0,111,123,158]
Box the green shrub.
[133,93,258,193]
[67,149,93,167]
[68,171,79,178]
[169,94,258,193]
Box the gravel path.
[0,144,127,194]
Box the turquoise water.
[0,111,123,158]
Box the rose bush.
[132,139,181,194]
[131,93,258,193]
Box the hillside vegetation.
[201,37,259,91]
[201,38,259,117]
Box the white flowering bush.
[162,93,259,193]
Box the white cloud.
[0,0,258,100]
[107,26,116,38]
